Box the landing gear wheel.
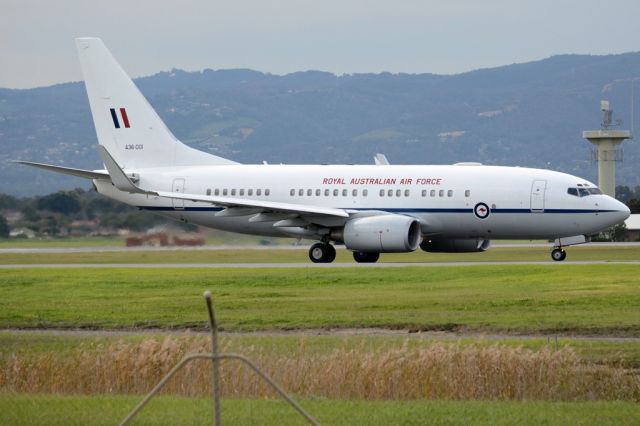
[309,243,336,263]
[353,251,380,263]
[551,248,566,262]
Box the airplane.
[18,38,630,263]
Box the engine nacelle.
[420,238,491,253]
[342,215,421,252]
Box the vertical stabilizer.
[75,37,237,169]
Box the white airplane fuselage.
[95,163,628,240]
[19,37,631,263]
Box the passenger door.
[530,180,546,212]
[172,178,185,209]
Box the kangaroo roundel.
[474,202,490,219]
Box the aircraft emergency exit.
[18,38,630,263]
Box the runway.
[1,242,639,254]
[3,260,640,268]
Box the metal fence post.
[119,291,319,426]
[203,290,221,426]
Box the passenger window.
[422,189,427,197]
[248,189,253,196]
[265,189,270,196]
[465,190,470,197]
[333,189,339,196]
[363,189,368,197]
[404,189,410,197]
[352,189,358,196]
[342,189,348,196]
[447,190,453,197]
[214,189,220,196]
[380,189,385,197]
[239,189,245,196]
[290,189,295,196]
[231,189,236,196]
[430,190,436,197]
[298,189,304,196]
[324,189,330,196]
[316,189,321,196]
[256,189,262,196]
[223,189,228,196]
[307,189,312,196]
[396,189,401,197]
[439,190,444,197]
[206,189,211,196]
[567,188,578,197]
[388,189,393,197]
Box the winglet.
[374,153,390,165]
[97,145,155,195]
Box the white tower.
[582,101,631,197]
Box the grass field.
[2,331,639,398]
[1,265,639,334]
[1,394,639,425]
[2,247,639,424]
[1,244,640,264]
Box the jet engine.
[340,215,421,252]
[420,238,491,253]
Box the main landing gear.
[551,247,567,262]
[308,242,336,263]
[352,251,380,263]
[307,243,381,264]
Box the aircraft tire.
[353,251,380,263]
[309,243,336,263]
[551,248,566,262]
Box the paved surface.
[2,260,640,268]
[1,242,639,254]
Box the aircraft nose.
[606,197,630,223]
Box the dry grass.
[2,337,638,401]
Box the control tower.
[582,101,631,197]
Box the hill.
[1,52,639,195]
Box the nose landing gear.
[551,248,567,262]
[549,236,587,262]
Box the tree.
[0,215,9,238]
[627,199,640,214]
[0,194,20,210]
[36,191,81,215]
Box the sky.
[2,0,640,89]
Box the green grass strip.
[1,394,639,425]
[0,265,639,334]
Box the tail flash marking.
[109,108,120,129]
[120,108,130,128]
[109,107,131,129]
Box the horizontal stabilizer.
[15,161,109,180]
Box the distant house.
[623,214,640,241]
[9,228,36,239]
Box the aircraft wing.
[156,190,350,218]
[15,161,110,180]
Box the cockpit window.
[568,187,602,197]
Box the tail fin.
[75,37,237,169]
